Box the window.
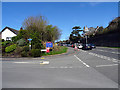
[6,37,12,41]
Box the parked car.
[89,44,96,48]
[82,44,92,50]
[78,44,83,49]
[67,44,72,47]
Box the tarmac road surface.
[2,47,119,89]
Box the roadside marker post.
[28,38,32,50]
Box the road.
[2,47,119,89]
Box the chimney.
[20,27,23,30]
[97,26,99,28]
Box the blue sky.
[2,2,118,41]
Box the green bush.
[2,41,12,47]
[21,51,28,57]
[20,46,29,57]
[31,33,44,49]
[23,46,29,52]
[14,46,24,54]
[17,39,26,46]
[2,46,6,53]
[30,49,41,57]
[2,39,4,42]
[12,36,20,43]
[5,44,16,53]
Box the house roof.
[0,26,19,35]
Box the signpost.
[46,42,53,53]
[46,42,53,48]
[84,27,89,45]
[28,38,32,50]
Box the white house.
[0,27,19,41]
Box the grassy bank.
[102,46,120,49]
[42,46,68,56]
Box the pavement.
[1,47,120,89]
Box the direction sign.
[46,42,53,48]
[28,38,32,41]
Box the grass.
[42,46,68,56]
[102,46,120,49]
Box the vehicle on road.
[89,44,96,48]
[67,44,72,47]
[82,44,92,50]
[78,44,83,49]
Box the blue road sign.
[46,42,53,48]
[28,38,32,41]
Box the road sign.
[41,49,47,52]
[28,38,32,41]
[46,42,53,48]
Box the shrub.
[30,49,41,57]
[12,36,20,43]
[21,51,28,57]
[5,44,16,53]
[2,46,6,53]
[2,39,4,42]
[14,46,24,54]
[23,46,29,52]
[16,39,26,46]
[2,41,12,47]
[20,46,30,57]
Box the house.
[0,27,19,41]
[88,27,96,33]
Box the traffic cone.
[74,45,77,50]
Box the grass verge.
[42,46,68,56]
[102,47,120,49]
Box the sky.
[2,2,118,41]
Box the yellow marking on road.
[41,57,45,59]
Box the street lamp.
[84,27,89,45]
[85,34,88,44]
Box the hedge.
[5,44,17,53]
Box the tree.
[69,26,82,43]
[12,29,29,42]
[45,25,61,42]
[22,16,48,40]
[72,26,81,31]
[22,15,61,43]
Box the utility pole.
[86,35,87,45]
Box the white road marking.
[40,61,49,65]
[74,55,90,67]
[96,64,118,67]
[96,49,120,54]
[88,52,119,63]
[14,62,30,64]
[45,66,82,69]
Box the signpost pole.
[29,41,31,50]
[28,38,32,51]
[86,35,87,45]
